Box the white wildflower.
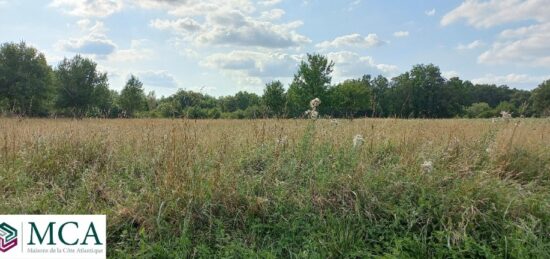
[500,111,512,121]
[310,110,319,119]
[304,98,321,119]
[353,134,365,148]
[310,98,321,109]
[421,160,433,173]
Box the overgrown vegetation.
[2,42,550,119]
[1,118,548,257]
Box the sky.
[0,0,549,97]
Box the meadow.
[1,118,549,258]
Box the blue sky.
[1,0,549,97]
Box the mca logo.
[0,223,17,253]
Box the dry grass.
[1,118,549,257]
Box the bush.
[465,102,493,118]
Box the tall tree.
[328,78,371,118]
[262,81,287,117]
[146,91,157,111]
[0,42,53,116]
[119,75,147,117]
[93,82,117,117]
[287,53,334,116]
[531,79,550,117]
[440,77,468,117]
[388,64,446,118]
[55,55,108,118]
[409,64,446,117]
[370,75,389,117]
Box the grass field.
[1,118,549,258]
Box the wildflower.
[304,98,322,119]
[421,160,433,173]
[310,110,319,119]
[310,98,321,109]
[330,119,339,125]
[500,111,512,121]
[353,134,365,148]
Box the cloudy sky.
[1,0,549,96]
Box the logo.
[0,223,17,253]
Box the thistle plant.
[305,98,321,119]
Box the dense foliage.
[1,42,549,118]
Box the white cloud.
[393,31,409,38]
[57,21,117,56]
[443,1,550,67]
[347,0,361,11]
[478,22,550,66]
[148,0,257,17]
[202,50,300,76]
[109,40,154,62]
[472,73,549,85]
[325,51,399,79]
[58,37,117,56]
[258,0,282,6]
[441,0,550,28]
[152,10,310,48]
[50,0,123,17]
[457,40,484,50]
[135,71,178,88]
[316,33,386,49]
[130,0,185,9]
[260,8,285,20]
[442,71,460,79]
[425,8,436,16]
[201,50,302,86]
[150,18,203,33]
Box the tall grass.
[1,118,549,258]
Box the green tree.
[0,42,53,116]
[55,55,109,118]
[146,91,157,111]
[440,77,468,117]
[287,53,334,116]
[119,75,147,117]
[531,79,550,116]
[328,78,371,118]
[387,64,446,118]
[494,101,516,115]
[409,64,446,117]
[92,83,117,117]
[262,81,287,117]
[234,91,261,111]
[465,102,493,118]
[370,75,389,117]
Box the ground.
[1,118,549,258]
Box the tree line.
[1,42,549,119]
